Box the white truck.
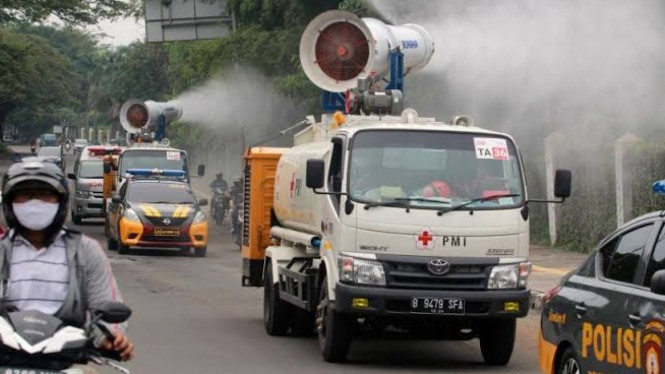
[240,10,571,365]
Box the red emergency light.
[87,146,123,156]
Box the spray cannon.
[119,99,183,143]
[300,10,434,114]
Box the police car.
[539,181,665,374]
[106,169,209,257]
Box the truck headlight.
[339,255,386,286]
[75,190,92,198]
[123,208,141,223]
[487,262,531,289]
[192,211,206,224]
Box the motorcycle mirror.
[93,301,132,324]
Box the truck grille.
[382,259,490,291]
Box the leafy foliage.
[0,0,129,25]
[0,29,79,137]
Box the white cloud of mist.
[369,0,665,143]
[175,69,305,177]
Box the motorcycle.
[30,145,36,154]
[0,301,132,373]
[210,188,230,225]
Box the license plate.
[154,227,180,236]
[0,368,65,374]
[410,297,465,315]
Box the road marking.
[532,264,573,276]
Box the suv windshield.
[127,182,196,204]
[78,160,103,179]
[119,150,187,176]
[348,130,525,210]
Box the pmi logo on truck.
[442,236,467,247]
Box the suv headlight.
[487,262,532,289]
[339,255,386,286]
[123,208,141,223]
[75,190,92,198]
[192,211,206,224]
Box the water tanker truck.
[241,10,572,364]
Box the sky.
[89,17,145,47]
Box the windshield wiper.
[437,194,521,216]
[363,199,412,212]
[394,197,451,204]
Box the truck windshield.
[78,160,103,179]
[119,150,187,176]
[127,182,196,204]
[348,130,525,210]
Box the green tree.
[0,0,129,25]
[0,29,78,138]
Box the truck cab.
[115,145,190,195]
[243,110,571,365]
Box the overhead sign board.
[145,0,232,43]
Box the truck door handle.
[574,304,587,316]
[628,314,642,326]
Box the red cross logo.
[415,228,435,250]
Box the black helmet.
[2,161,69,236]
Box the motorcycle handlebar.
[91,347,123,362]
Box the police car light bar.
[125,168,186,178]
[653,180,665,195]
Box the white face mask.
[12,200,59,231]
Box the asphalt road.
[7,145,561,374]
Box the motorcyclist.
[30,138,37,154]
[0,161,134,365]
[229,176,243,245]
[209,172,230,224]
[209,172,229,191]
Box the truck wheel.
[263,263,293,336]
[316,276,354,362]
[479,318,516,366]
[557,346,582,374]
[292,309,316,337]
[194,247,207,257]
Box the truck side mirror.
[306,159,325,189]
[197,164,205,177]
[651,270,665,295]
[554,169,571,199]
[111,195,122,204]
[67,173,77,180]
